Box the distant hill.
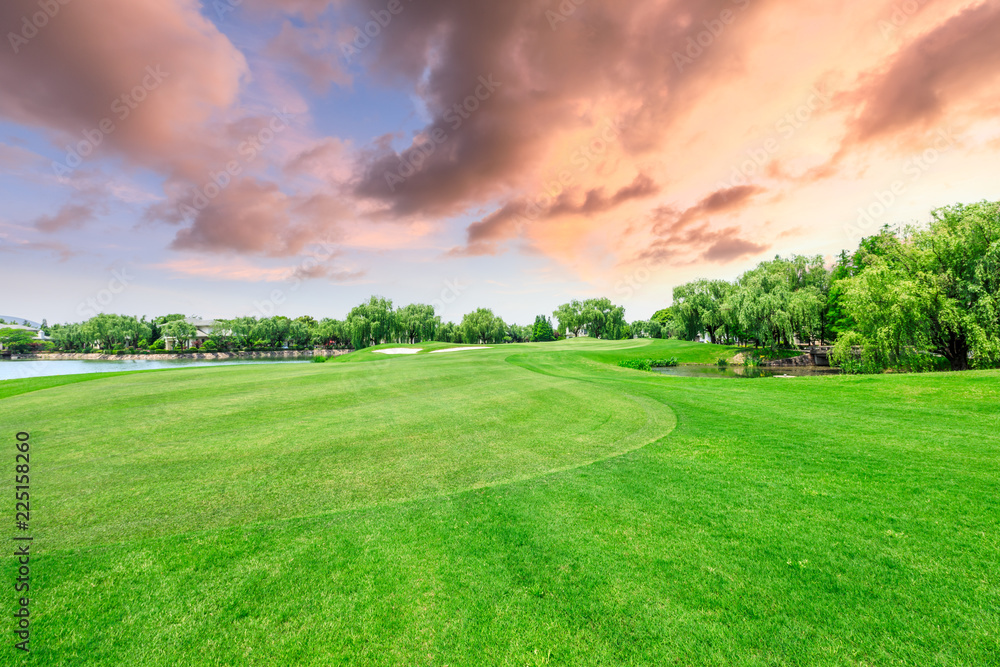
[0,316,41,328]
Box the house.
[0,324,50,351]
[164,318,217,351]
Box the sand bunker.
[430,347,490,354]
[374,348,422,355]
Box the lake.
[653,365,842,379]
[0,358,310,382]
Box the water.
[653,364,842,379]
[0,358,309,382]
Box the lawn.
[2,338,998,665]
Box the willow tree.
[460,308,507,344]
[579,298,626,339]
[347,296,397,349]
[726,257,825,352]
[839,201,1000,371]
[552,300,584,337]
[396,304,439,344]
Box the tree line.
[654,200,999,372]
[23,200,998,372]
[31,295,665,354]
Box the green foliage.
[839,201,1000,371]
[460,308,507,344]
[618,358,652,371]
[617,357,677,370]
[0,327,36,353]
[347,296,397,350]
[311,355,328,363]
[5,340,997,663]
[397,303,440,344]
[532,315,556,342]
[630,320,663,339]
[553,298,627,339]
[313,318,348,348]
[160,319,197,349]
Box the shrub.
[201,340,218,352]
[716,358,728,367]
[650,357,679,367]
[618,359,652,371]
[151,339,166,351]
[312,355,327,363]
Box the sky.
[2,0,999,325]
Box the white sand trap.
[374,348,423,355]
[430,347,490,354]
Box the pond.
[653,364,842,379]
[0,358,310,382]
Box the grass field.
[2,338,998,665]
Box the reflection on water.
[653,364,842,379]
[0,358,309,382]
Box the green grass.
[2,338,998,665]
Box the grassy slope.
[2,339,998,666]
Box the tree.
[552,300,584,337]
[579,298,626,339]
[396,304,439,344]
[671,280,731,342]
[0,328,36,353]
[435,321,459,343]
[630,320,663,339]
[313,319,348,348]
[724,257,826,352]
[839,201,1000,371]
[460,309,506,344]
[531,315,555,342]
[347,296,397,349]
[160,320,197,349]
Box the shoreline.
[4,349,352,362]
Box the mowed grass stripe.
[2,347,676,553]
[2,339,998,665]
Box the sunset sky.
[2,0,999,324]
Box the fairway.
[3,339,999,665]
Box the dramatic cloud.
[842,1,1000,147]
[639,186,770,265]
[349,0,772,218]
[0,0,247,177]
[3,0,1000,320]
[34,204,95,233]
